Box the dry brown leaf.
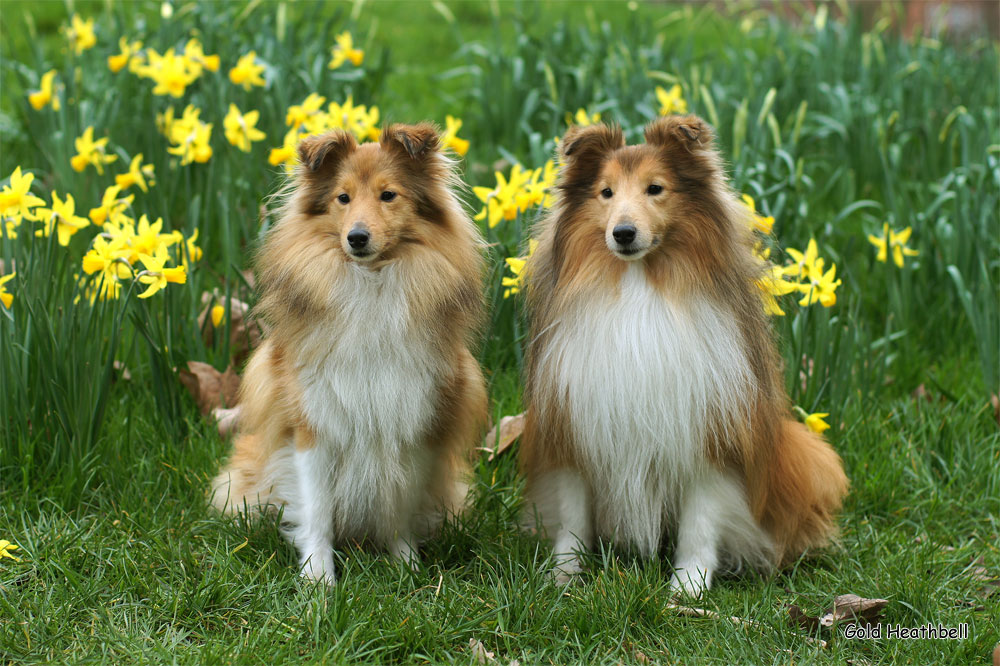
[667,603,828,648]
[178,361,240,415]
[212,406,241,437]
[469,638,495,664]
[482,412,525,460]
[790,594,888,631]
[198,292,264,365]
[992,394,1000,427]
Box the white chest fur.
[539,264,756,555]
[294,264,440,540]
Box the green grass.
[2,1,999,664]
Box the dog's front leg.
[544,467,593,584]
[292,438,337,585]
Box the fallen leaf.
[212,406,241,437]
[789,594,888,630]
[968,555,1000,598]
[469,638,495,664]
[178,361,240,415]
[482,412,525,460]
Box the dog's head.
[295,123,451,264]
[557,115,726,263]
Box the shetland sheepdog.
[211,123,487,584]
[520,116,848,595]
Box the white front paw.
[300,551,337,586]
[390,537,420,571]
[549,554,584,585]
[668,565,712,598]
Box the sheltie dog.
[520,116,848,596]
[211,123,487,584]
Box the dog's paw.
[389,537,420,572]
[668,566,712,599]
[548,555,585,585]
[300,552,337,586]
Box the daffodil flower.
[797,263,841,308]
[441,115,469,156]
[740,194,775,235]
[63,15,97,55]
[71,127,118,174]
[108,37,143,73]
[566,108,601,127]
[328,31,364,69]
[115,154,155,192]
[782,238,824,282]
[164,106,213,165]
[82,235,132,283]
[327,96,380,141]
[656,84,688,116]
[35,192,90,246]
[28,70,61,111]
[269,127,301,169]
[804,412,831,434]
[867,222,919,268]
[88,185,134,226]
[0,274,15,309]
[755,264,798,316]
[224,104,267,152]
[183,38,220,74]
[211,304,226,327]
[473,163,559,227]
[229,51,266,90]
[501,239,538,298]
[0,167,46,223]
[286,93,327,130]
[137,246,187,298]
[136,47,200,97]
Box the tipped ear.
[557,124,624,195]
[380,123,440,159]
[644,114,713,150]
[559,123,625,164]
[297,130,356,174]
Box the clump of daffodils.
[268,94,383,170]
[131,39,220,98]
[473,161,559,228]
[868,222,918,268]
[158,105,214,165]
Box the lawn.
[1,1,998,664]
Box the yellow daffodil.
[502,239,539,298]
[0,539,20,561]
[441,115,470,156]
[804,412,831,434]
[115,154,155,192]
[0,274,15,309]
[268,127,301,169]
[224,104,266,152]
[328,31,364,69]
[473,162,558,227]
[70,127,118,174]
[286,93,327,130]
[82,235,132,283]
[656,84,688,116]
[88,185,134,226]
[868,222,919,268]
[782,238,824,281]
[130,214,173,260]
[0,167,46,223]
[63,15,97,55]
[756,264,799,316]
[136,47,199,97]
[35,192,90,246]
[28,70,61,111]
[165,106,213,165]
[229,51,266,90]
[566,108,601,127]
[797,262,841,307]
[183,38,220,74]
[740,194,775,235]
[211,304,225,327]
[108,37,143,73]
[327,96,379,141]
[137,246,187,298]
[170,227,203,267]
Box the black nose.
[612,224,637,245]
[347,228,370,249]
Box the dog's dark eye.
[337,193,350,204]
[601,188,613,199]
[647,184,663,195]
[380,191,397,202]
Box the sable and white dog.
[211,123,487,584]
[520,116,848,596]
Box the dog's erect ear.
[297,129,357,174]
[560,123,625,165]
[644,114,713,150]
[557,124,625,196]
[380,123,441,160]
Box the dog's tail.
[754,420,848,565]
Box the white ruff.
[539,264,758,556]
[271,263,441,546]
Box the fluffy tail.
[755,420,849,565]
